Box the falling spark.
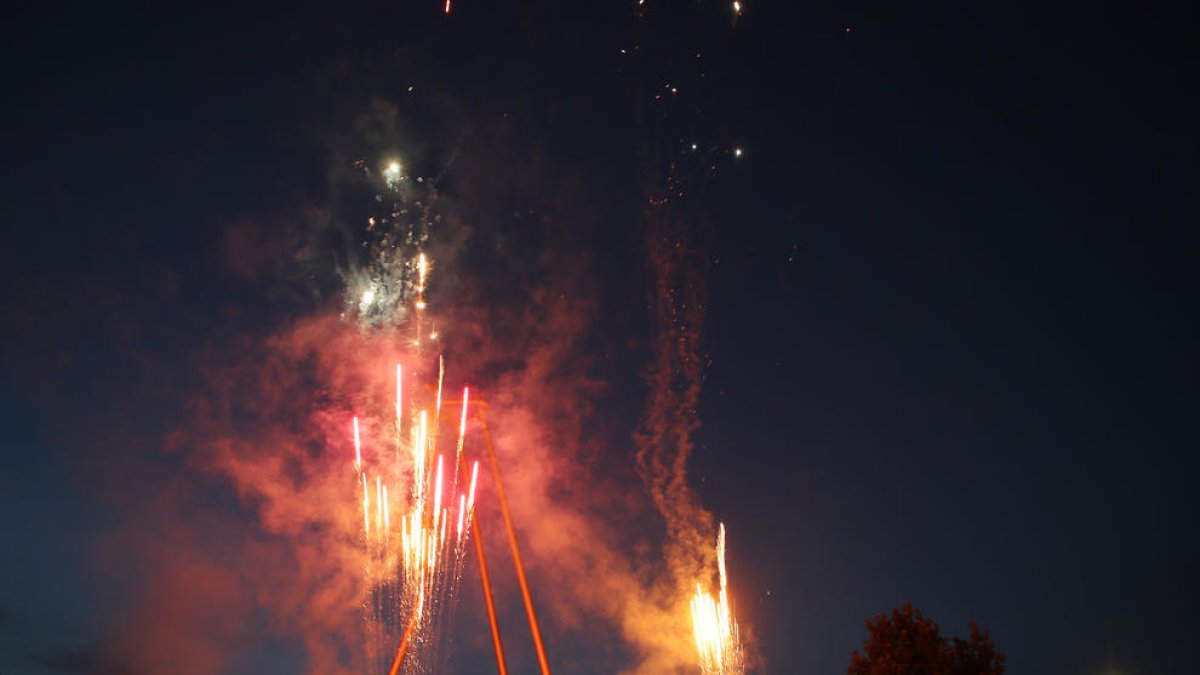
[457,494,466,539]
[457,387,470,461]
[353,416,363,471]
[467,460,478,513]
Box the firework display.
[691,523,744,674]
[353,358,479,674]
[344,1,753,670]
[19,0,1181,672]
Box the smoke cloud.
[5,94,751,674]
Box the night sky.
[2,2,1198,675]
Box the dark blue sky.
[2,2,1198,674]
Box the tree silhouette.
[848,602,1005,675]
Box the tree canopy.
[848,602,1005,675]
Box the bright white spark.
[383,160,403,188]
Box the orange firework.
[690,523,744,675]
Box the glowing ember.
[690,523,744,674]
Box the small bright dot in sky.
[734,147,744,158]
[361,289,375,305]
[692,143,698,150]
[733,1,742,15]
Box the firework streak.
[349,243,516,674]
[691,523,744,674]
[353,363,480,674]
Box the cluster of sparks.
[349,155,444,330]
[691,523,744,675]
[352,250,479,674]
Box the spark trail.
[353,253,481,675]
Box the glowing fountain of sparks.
[352,253,481,674]
[690,523,744,675]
